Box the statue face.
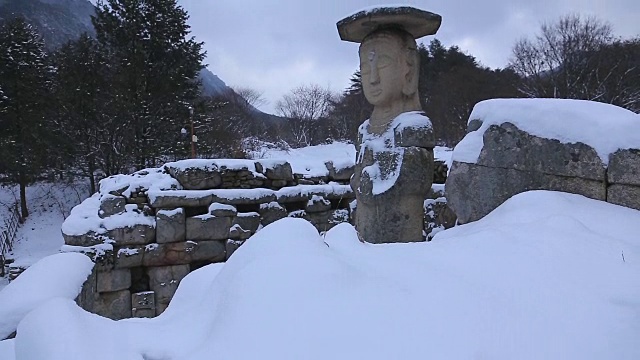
[359,34,408,107]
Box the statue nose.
[370,67,380,84]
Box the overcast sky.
[173,1,637,113]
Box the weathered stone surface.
[186,215,231,240]
[97,268,131,293]
[150,191,214,209]
[114,247,144,268]
[304,211,333,232]
[337,6,441,43]
[271,179,288,188]
[147,265,190,315]
[63,231,106,247]
[306,195,331,213]
[156,208,185,244]
[99,194,127,218]
[132,291,156,318]
[259,202,287,226]
[467,118,483,133]
[608,149,640,186]
[94,290,132,320]
[264,162,293,181]
[226,239,245,260]
[209,203,237,217]
[424,198,457,239]
[353,145,434,243]
[325,161,355,181]
[607,184,640,211]
[143,240,225,266]
[210,191,276,205]
[166,166,222,190]
[233,212,261,233]
[108,223,156,246]
[394,122,435,148]
[229,225,251,240]
[477,123,606,180]
[446,161,606,224]
[75,267,98,313]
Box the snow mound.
[2,191,639,359]
[0,253,94,340]
[248,142,356,177]
[453,98,640,165]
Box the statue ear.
[402,58,419,97]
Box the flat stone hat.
[337,6,442,43]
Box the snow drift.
[0,190,638,359]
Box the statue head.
[359,28,421,126]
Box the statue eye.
[377,55,393,69]
[368,50,375,61]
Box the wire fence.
[0,203,21,277]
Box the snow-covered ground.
[0,181,91,291]
[0,190,638,359]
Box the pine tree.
[92,0,205,168]
[53,34,120,192]
[0,17,54,218]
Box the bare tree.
[275,84,335,146]
[231,86,267,111]
[509,14,616,100]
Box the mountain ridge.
[0,0,230,97]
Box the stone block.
[62,231,106,247]
[259,202,287,226]
[477,123,606,180]
[166,165,222,190]
[114,247,144,268]
[150,191,214,209]
[97,268,131,293]
[306,195,332,213]
[99,194,127,218]
[325,161,355,181]
[143,240,225,267]
[233,212,261,233]
[229,225,251,240]
[147,265,190,314]
[607,184,640,211]
[608,149,640,186]
[264,162,293,181]
[156,208,186,244]
[108,223,156,246]
[94,290,132,320]
[190,240,226,263]
[446,161,606,224]
[132,291,156,318]
[208,203,237,217]
[186,215,231,240]
[226,239,245,260]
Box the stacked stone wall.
[66,158,450,319]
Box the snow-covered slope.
[1,190,638,359]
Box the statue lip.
[370,89,383,96]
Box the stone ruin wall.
[67,158,452,320]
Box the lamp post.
[189,106,196,158]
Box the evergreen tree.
[0,17,54,218]
[53,34,119,192]
[92,0,205,168]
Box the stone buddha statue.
[359,28,422,135]
[337,7,441,243]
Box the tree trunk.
[19,169,29,220]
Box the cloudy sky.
[175,0,638,114]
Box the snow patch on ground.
[1,190,638,359]
[453,98,640,165]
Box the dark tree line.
[0,0,219,218]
